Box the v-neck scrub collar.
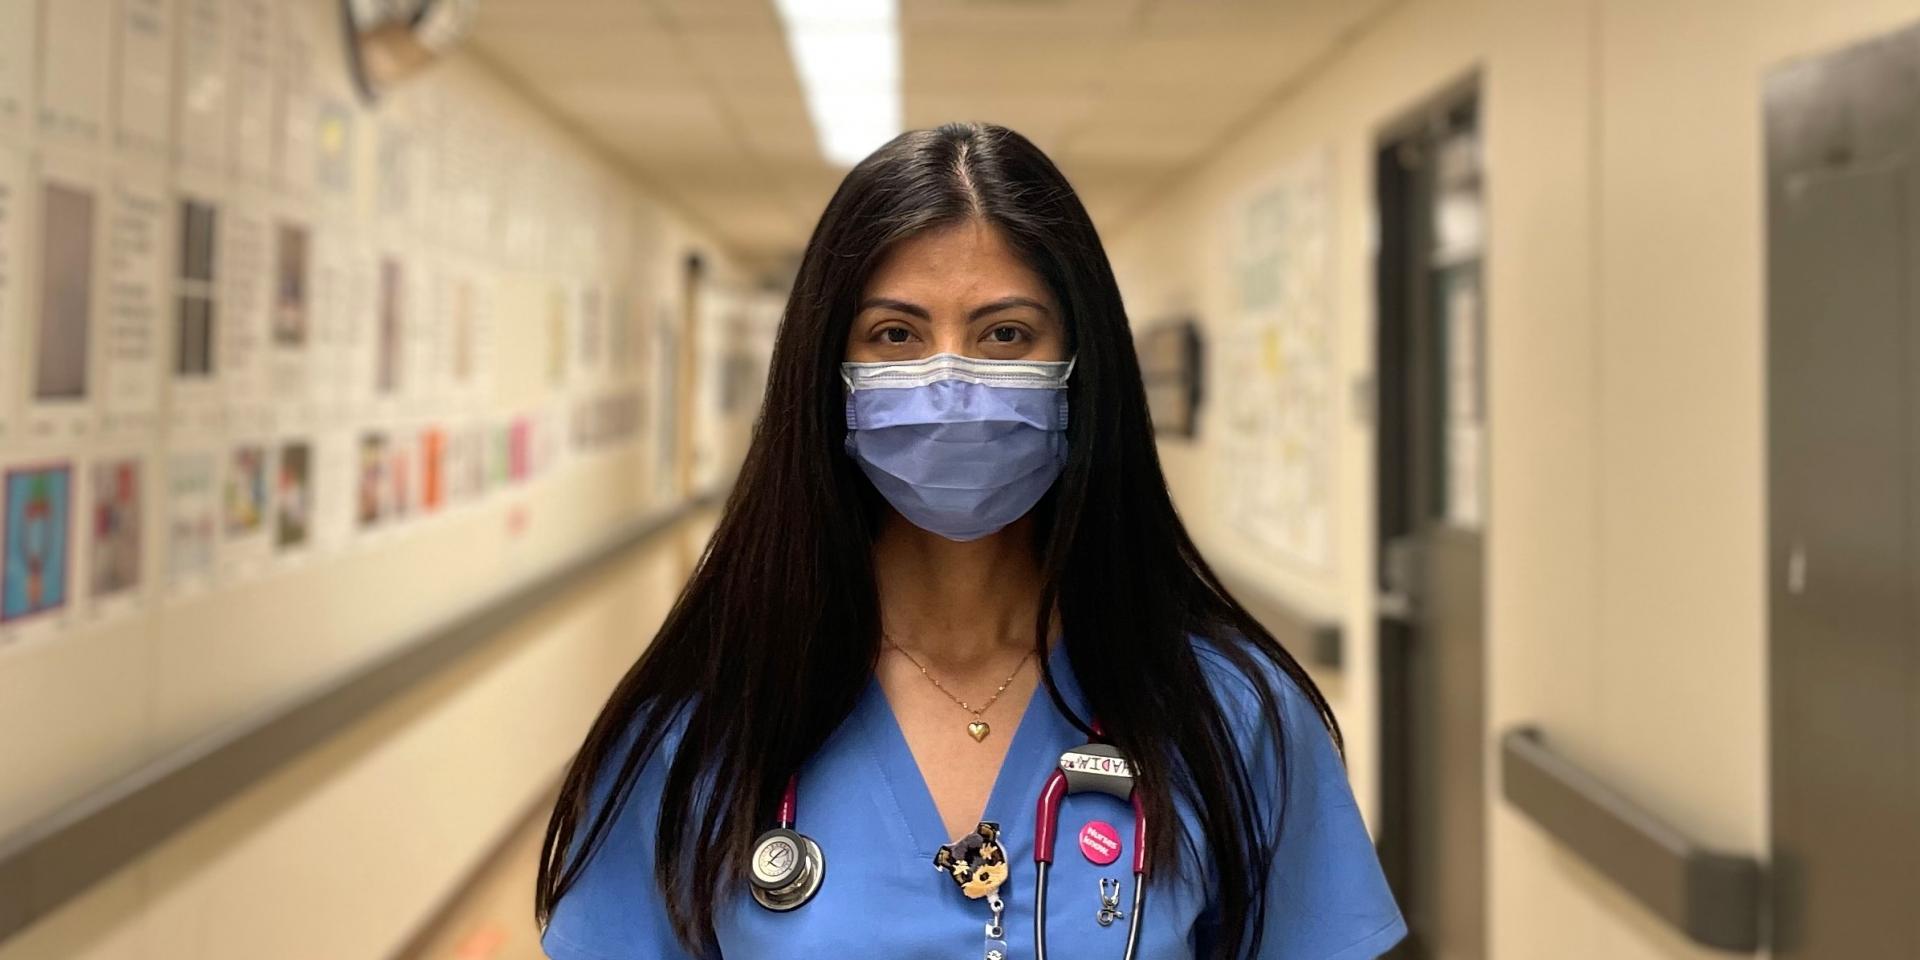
[851,636,1083,861]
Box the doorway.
[1374,76,1487,960]
[1765,23,1920,958]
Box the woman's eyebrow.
[856,296,930,318]
[967,295,1051,320]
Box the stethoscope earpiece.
[747,826,825,911]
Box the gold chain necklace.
[882,634,1035,742]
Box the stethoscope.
[1034,735,1148,959]
[747,726,1150,960]
[746,776,824,910]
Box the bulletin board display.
[0,0,742,838]
[1213,147,1337,575]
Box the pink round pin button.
[1078,820,1122,866]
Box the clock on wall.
[340,0,483,102]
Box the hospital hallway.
[4,0,1920,958]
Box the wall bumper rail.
[0,493,720,948]
[1500,726,1764,953]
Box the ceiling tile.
[901,32,1112,96]
[652,0,785,30]
[1098,33,1325,94]
[462,0,1400,264]
[899,0,1148,36]
[903,93,1098,147]
[679,29,800,92]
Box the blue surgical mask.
[841,352,1074,542]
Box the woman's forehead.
[861,221,1054,308]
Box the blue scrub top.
[542,637,1407,959]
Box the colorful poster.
[419,428,444,511]
[38,0,111,143]
[273,222,308,346]
[102,177,167,424]
[176,197,218,377]
[224,444,268,536]
[388,441,412,518]
[444,423,483,502]
[275,440,310,548]
[269,221,311,402]
[89,458,141,597]
[377,258,402,393]
[116,0,173,154]
[2,464,72,623]
[165,452,217,586]
[485,422,510,490]
[509,417,531,482]
[356,431,385,527]
[35,182,96,402]
[1218,148,1336,572]
[316,99,354,196]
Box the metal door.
[1375,80,1487,960]
[1766,24,1920,958]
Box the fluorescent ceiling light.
[773,0,901,167]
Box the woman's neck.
[871,511,1052,670]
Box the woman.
[536,121,1405,959]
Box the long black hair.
[535,121,1340,958]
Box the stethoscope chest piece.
[749,826,825,911]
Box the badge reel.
[748,777,825,911]
[934,821,1012,960]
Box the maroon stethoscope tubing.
[1033,727,1148,960]
[778,773,799,829]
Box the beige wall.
[1105,0,1920,957]
[1105,0,1487,866]
[0,512,702,960]
[0,0,745,954]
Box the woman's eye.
[880,327,911,344]
[988,325,1025,344]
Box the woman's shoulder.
[543,698,701,960]
[1182,630,1409,958]
[1185,630,1332,755]
[577,697,696,820]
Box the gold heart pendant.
[967,720,991,742]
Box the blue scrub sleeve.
[540,713,704,960]
[1197,643,1409,959]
